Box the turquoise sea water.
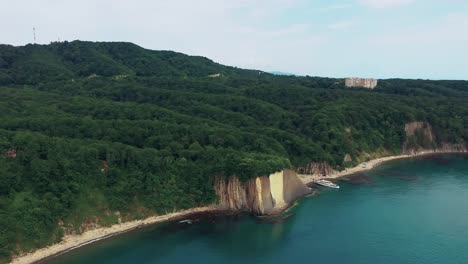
[44,154,468,264]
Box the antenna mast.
[33,27,36,43]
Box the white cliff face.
[255,177,264,214]
[269,171,286,208]
[214,170,310,215]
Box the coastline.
[11,207,217,264]
[298,150,467,185]
[11,150,466,264]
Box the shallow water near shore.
[44,154,468,264]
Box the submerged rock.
[343,174,374,185]
[421,155,451,165]
[256,214,295,224]
[385,171,418,181]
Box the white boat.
[314,179,340,189]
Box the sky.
[1,0,467,80]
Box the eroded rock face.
[343,154,352,163]
[253,177,274,214]
[269,171,286,208]
[296,162,337,176]
[405,121,434,140]
[403,121,435,154]
[431,143,467,153]
[214,170,310,215]
[282,169,310,204]
[403,121,467,154]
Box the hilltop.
[0,41,261,85]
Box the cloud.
[327,21,354,29]
[363,13,468,79]
[320,3,353,11]
[359,0,414,8]
[370,13,468,46]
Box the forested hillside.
[0,41,467,262]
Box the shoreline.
[11,151,466,264]
[298,150,467,185]
[11,207,218,264]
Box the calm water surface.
[45,154,468,264]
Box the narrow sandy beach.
[11,207,216,264]
[298,151,467,185]
[11,151,466,264]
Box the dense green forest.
[0,41,467,262]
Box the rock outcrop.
[343,154,352,163]
[282,170,311,204]
[296,162,337,176]
[215,121,466,215]
[403,121,467,154]
[214,169,310,215]
[345,78,378,89]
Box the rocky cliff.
[295,122,466,178]
[403,121,467,154]
[214,169,311,215]
[215,121,465,216]
[296,162,337,176]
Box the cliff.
[295,122,466,179]
[214,169,311,215]
[345,78,378,89]
[296,162,337,176]
[403,121,467,154]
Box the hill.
[269,71,297,76]
[0,41,261,85]
[0,41,467,262]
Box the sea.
[44,154,468,264]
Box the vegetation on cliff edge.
[0,41,467,262]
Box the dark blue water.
[45,154,468,264]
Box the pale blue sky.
[1,0,467,79]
